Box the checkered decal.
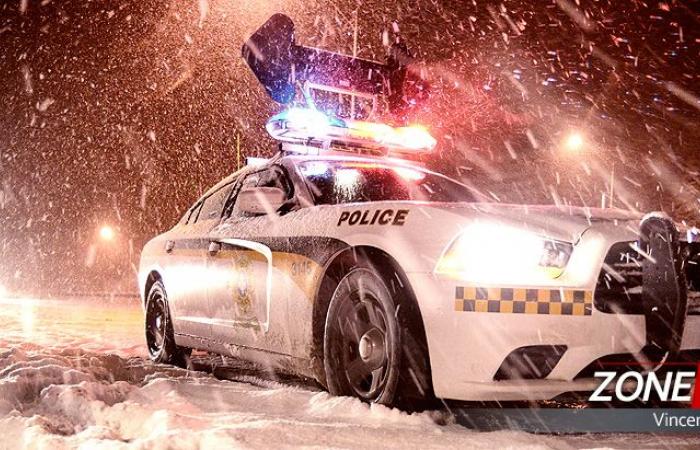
[454,287,593,316]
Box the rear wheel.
[145,281,191,367]
[323,266,402,405]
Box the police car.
[138,14,700,407]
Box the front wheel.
[145,281,191,367]
[323,267,402,405]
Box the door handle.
[208,241,222,256]
[165,240,175,253]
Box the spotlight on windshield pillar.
[563,132,585,153]
[99,225,116,241]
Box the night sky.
[1,0,698,294]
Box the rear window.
[298,160,473,205]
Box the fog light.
[494,345,568,380]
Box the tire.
[323,266,403,405]
[145,281,191,368]
[640,214,688,357]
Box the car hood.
[428,202,643,243]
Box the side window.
[230,167,293,218]
[196,183,235,222]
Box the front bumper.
[407,220,700,402]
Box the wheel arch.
[143,270,163,307]
[311,245,434,400]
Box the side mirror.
[237,186,286,216]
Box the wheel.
[323,266,402,405]
[145,281,191,367]
[639,214,687,357]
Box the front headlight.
[434,223,573,284]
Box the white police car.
[138,14,700,407]
[138,105,700,406]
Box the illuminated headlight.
[435,223,574,283]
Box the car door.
[206,166,296,353]
[163,182,236,342]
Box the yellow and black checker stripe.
[454,287,593,316]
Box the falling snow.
[1,0,698,293]
[0,1,699,447]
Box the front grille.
[595,242,644,314]
[595,241,700,315]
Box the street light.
[563,131,585,153]
[99,225,116,241]
[560,130,616,208]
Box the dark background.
[1,0,698,295]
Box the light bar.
[266,107,437,154]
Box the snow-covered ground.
[0,296,698,449]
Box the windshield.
[298,160,474,205]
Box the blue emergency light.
[265,107,437,154]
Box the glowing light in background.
[393,166,426,182]
[0,282,6,298]
[0,297,39,338]
[562,131,585,153]
[99,225,116,241]
[334,168,361,199]
[335,168,361,189]
[300,161,330,176]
